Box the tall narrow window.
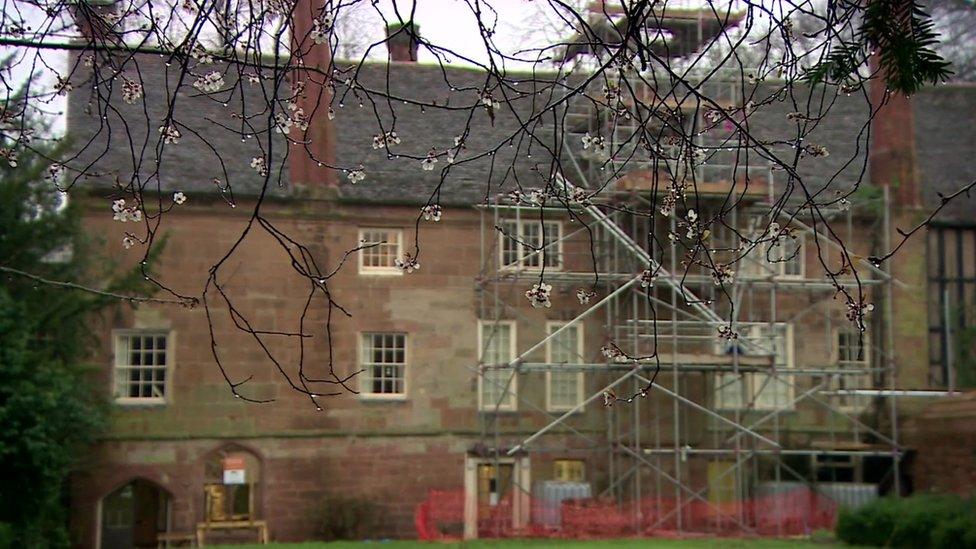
[114,332,170,403]
[834,329,870,410]
[770,235,804,278]
[358,228,403,274]
[546,322,584,411]
[360,333,407,397]
[499,220,562,269]
[751,323,794,409]
[927,226,976,387]
[715,323,794,411]
[479,321,517,411]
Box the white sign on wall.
[222,456,246,485]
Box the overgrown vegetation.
[836,493,976,547]
[0,111,157,546]
[318,496,379,540]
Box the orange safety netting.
[415,486,837,540]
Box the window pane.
[361,333,406,395]
[115,334,168,400]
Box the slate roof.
[64,54,893,210]
[741,83,872,198]
[65,54,292,198]
[913,85,976,224]
[331,62,560,206]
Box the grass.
[211,537,843,549]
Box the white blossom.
[712,264,735,285]
[570,187,591,206]
[190,46,214,64]
[158,123,181,144]
[576,288,596,305]
[846,297,875,327]
[274,112,294,134]
[173,191,187,205]
[395,253,420,274]
[348,168,366,183]
[310,14,333,44]
[122,235,136,249]
[246,73,261,84]
[527,189,546,206]
[421,150,438,171]
[372,131,401,150]
[193,71,224,93]
[422,204,442,222]
[121,77,143,104]
[601,344,623,359]
[806,144,830,158]
[525,282,553,309]
[639,269,656,288]
[718,325,739,340]
[480,92,501,110]
[0,147,18,167]
[112,199,143,223]
[327,107,336,120]
[47,164,64,183]
[250,156,267,176]
[581,132,606,152]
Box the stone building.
[61,2,976,547]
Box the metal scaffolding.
[465,64,952,537]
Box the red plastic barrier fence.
[415,486,837,540]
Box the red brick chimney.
[290,0,338,189]
[386,22,421,62]
[71,0,118,43]
[868,54,921,209]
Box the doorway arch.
[99,478,170,549]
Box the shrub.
[836,494,976,548]
[0,523,12,549]
[319,496,379,540]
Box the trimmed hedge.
[836,494,976,548]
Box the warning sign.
[222,456,246,485]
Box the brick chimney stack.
[71,0,119,44]
[868,54,921,209]
[290,0,338,189]
[386,22,420,62]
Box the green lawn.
[211,538,843,549]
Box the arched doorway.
[100,479,170,549]
[203,445,262,523]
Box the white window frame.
[112,330,173,405]
[833,328,871,411]
[357,228,403,275]
[358,332,408,400]
[498,219,563,271]
[478,320,518,411]
[715,323,794,411]
[770,235,805,279]
[545,321,585,412]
